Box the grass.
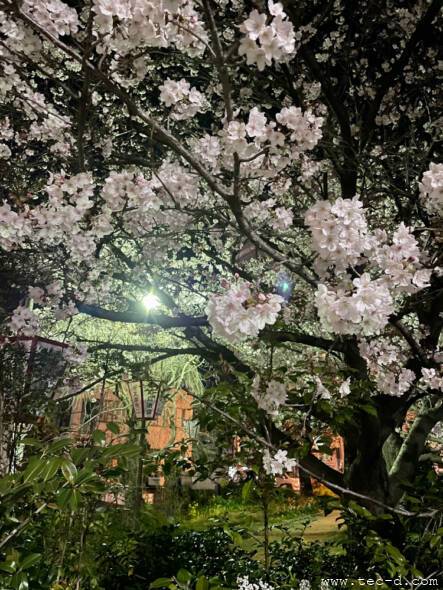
[179,494,341,550]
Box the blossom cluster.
[159,78,206,120]
[0,14,42,59]
[227,464,251,483]
[0,160,199,278]
[63,343,89,365]
[186,102,322,194]
[251,376,288,416]
[419,162,443,217]
[306,197,432,336]
[28,282,79,322]
[299,581,331,590]
[28,113,73,158]
[244,198,293,231]
[359,337,416,397]
[213,105,323,183]
[237,577,274,590]
[373,223,432,293]
[118,161,205,236]
[101,171,161,213]
[0,173,107,262]
[5,311,89,367]
[276,107,324,152]
[262,449,296,475]
[22,0,79,38]
[239,2,297,70]
[92,0,208,58]
[2,164,191,263]
[152,161,201,206]
[315,275,394,336]
[0,144,11,159]
[305,197,373,274]
[222,112,283,166]
[0,25,74,156]
[189,134,221,170]
[206,280,284,343]
[314,376,351,400]
[8,306,40,337]
[419,368,443,392]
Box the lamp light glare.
[142,293,160,311]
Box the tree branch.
[262,328,340,353]
[361,0,441,147]
[87,342,205,356]
[76,302,208,328]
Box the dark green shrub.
[95,525,261,589]
[172,527,262,584]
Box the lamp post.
[125,379,162,421]
[123,378,163,516]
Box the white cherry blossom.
[8,306,40,337]
[262,448,296,475]
[419,162,443,217]
[206,280,284,343]
[251,376,288,416]
[239,5,296,70]
[237,576,274,590]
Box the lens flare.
[142,293,160,311]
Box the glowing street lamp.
[142,293,160,312]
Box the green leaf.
[11,572,29,590]
[360,404,378,417]
[150,577,173,588]
[106,422,120,434]
[17,573,29,590]
[56,489,72,508]
[231,531,244,547]
[42,458,62,482]
[0,562,16,573]
[19,553,41,571]
[47,438,73,454]
[196,576,209,590]
[100,443,140,461]
[176,569,192,584]
[241,479,254,503]
[22,457,47,483]
[92,430,106,445]
[385,543,405,563]
[69,488,81,511]
[60,460,77,484]
[20,438,42,448]
[348,501,375,519]
[74,468,97,486]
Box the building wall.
[68,385,193,452]
[146,390,193,451]
[68,384,346,496]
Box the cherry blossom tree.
[0,0,441,512]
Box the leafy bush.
[94,525,260,589]
[1,437,441,590]
[172,528,261,584]
[268,536,355,588]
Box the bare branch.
[76,302,208,328]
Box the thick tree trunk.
[388,400,443,505]
[343,399,443,512]
[346,454,391,512]
[343,409,394,511]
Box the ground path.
[303,510,342,542]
